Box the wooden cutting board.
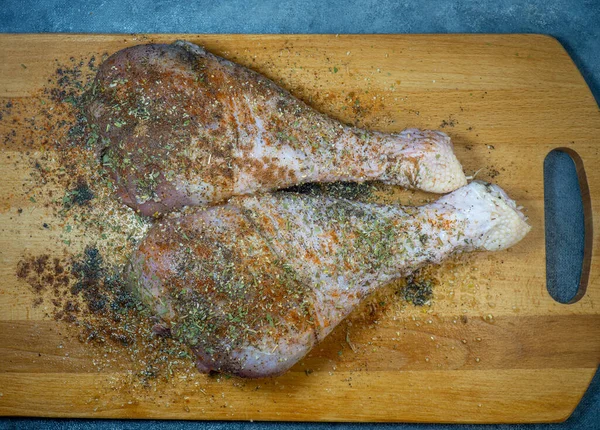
[0,34,599,424]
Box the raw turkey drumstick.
[126,181,530,378]
[85,41,467,216]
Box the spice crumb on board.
[439,115,458,129]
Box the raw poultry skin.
[85,41,466,216]
[127,181,530,378]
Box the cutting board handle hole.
[543,148,592,304]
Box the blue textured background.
[0,0,598,429]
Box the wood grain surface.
[0,34,599,423]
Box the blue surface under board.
[0,1,598,429]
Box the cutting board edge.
[0,367,597,423]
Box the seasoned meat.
[127,181,529,377]
[85,41,466,216]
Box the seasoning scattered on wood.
[399,275,434,306]
[439,115,458,129]
[63,177,95,208]
[16,247,194,385]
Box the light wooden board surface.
[0,34,599,423]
